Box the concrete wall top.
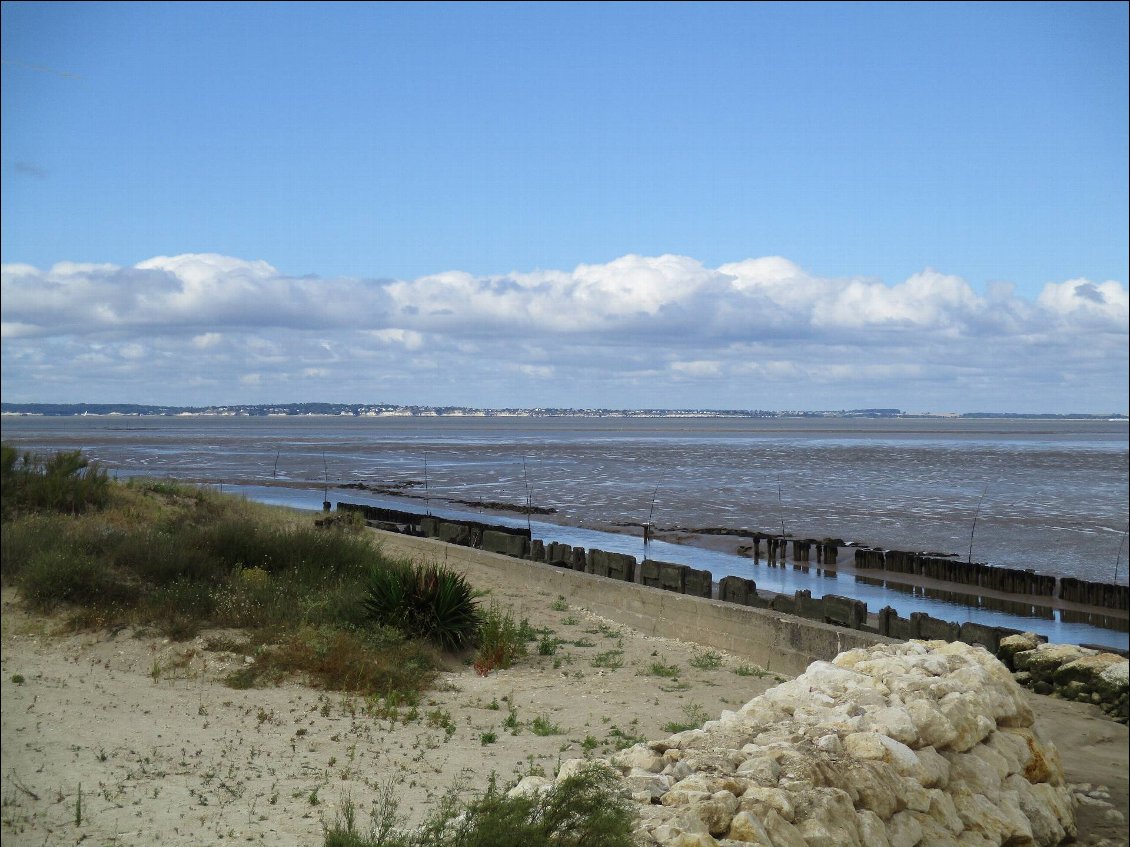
[369,529,893,677]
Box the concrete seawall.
[368,529,892,677]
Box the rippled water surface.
[3,415,1127,585]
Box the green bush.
[1,446,109,517]
[18,548,137,612]
[364,562,480,651]
[322,764,635,847]
[472,604,529,675]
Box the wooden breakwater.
[335,500,1129,652]
[852,546,1128,612]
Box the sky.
[1,1,1127,413]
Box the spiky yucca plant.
[364,562,480,651]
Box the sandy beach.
[2,533,1128,847]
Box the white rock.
[862,705,920,747]
[614,743,665,774]
[599,641,1074,847]
[904,697,957,749]
[738,786,795,822]
[794,788,862,847]
[1004,774,1067,847]
[886,810,923,847]
[762,809,808,847]
[735,754,779,785]
[625,770,673,801]
[843,731,886,761]
[855,809,890,847]
[945,751,1003,802]
[814,733,842,754]
[726,810,772,845]
[506,775,550,799]
[916,792,954,834]
[913,746,951,788]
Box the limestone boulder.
[569,640,1075,847]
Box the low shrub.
[18,548,137,612]
[1,446,109,517]
[473,604,529,676]
[321,763,635,847]
[364,562,479,651]
[227,626,438,696]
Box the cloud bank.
[2,253,1126,412]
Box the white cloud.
[368,328,424,350]
[515,364,555,379]
[1036,278,1129,325]
[1,252,1126,412]
[192,332,223,348]
[670,360,722,378]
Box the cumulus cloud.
[1,252,1126,412]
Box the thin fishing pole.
[967,485,988,566]
[1116,521,1128,584]
[645,483,659,550]
[521,457,533,537]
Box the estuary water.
[3,414,1127,648]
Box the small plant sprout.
[529,714,564,736]
[690,650,723,670]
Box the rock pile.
[557,640,1077,846]
[997,634,1129,723]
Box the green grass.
[473,604,530,676]
[0,450,493,700]
[529,715,564,736]
[606,724,647,751]
[646,661,680,678]
[537,633,558,656]
[662,702,710,733]
[689,650,723,670]
[590,650,623,670]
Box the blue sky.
[2,2,1127,412]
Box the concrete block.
[640,559,661,588]
[719,575,757,606]
[481,530,529,559]
[654,561,686,593]
[958,621,1000,654]
[822,594,867,629]
[683,566,712,598]
[571,547,587,572]
[912,612,960,642]
[436,521,471,546]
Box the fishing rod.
[521,457,533,537]
[645,483,659,549]
[967,485,988,566]
[777,473,785,538]
[1116,521,1128,584]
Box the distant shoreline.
[2,402,1126,420]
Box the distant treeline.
[1,402,1125,420]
